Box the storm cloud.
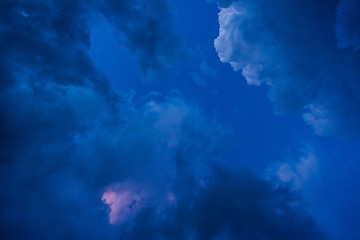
[0,0,326,239]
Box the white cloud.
[214,2,270,86]
[213,0,360,139]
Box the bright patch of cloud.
[102,183,146,225]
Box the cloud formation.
[0,0,325,239]
[213,0,360,139]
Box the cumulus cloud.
[213,0,360,139]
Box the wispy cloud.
[267,146,317,190]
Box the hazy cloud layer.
[213,0,360,139]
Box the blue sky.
[1,0,360,239]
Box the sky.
[0,0,360,239]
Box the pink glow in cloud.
[102,186,142,225]
[102,181,181,225]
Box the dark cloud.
[0,0,101,86]
[116,165,325,240]
[0,0,182,160]
[213,0,360,139]
[0,0,179,238]
[0,84,122,239]
[0,79,324,239]
[0,0,180,90]
[97,0,181,80]
[0,89,230,239]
